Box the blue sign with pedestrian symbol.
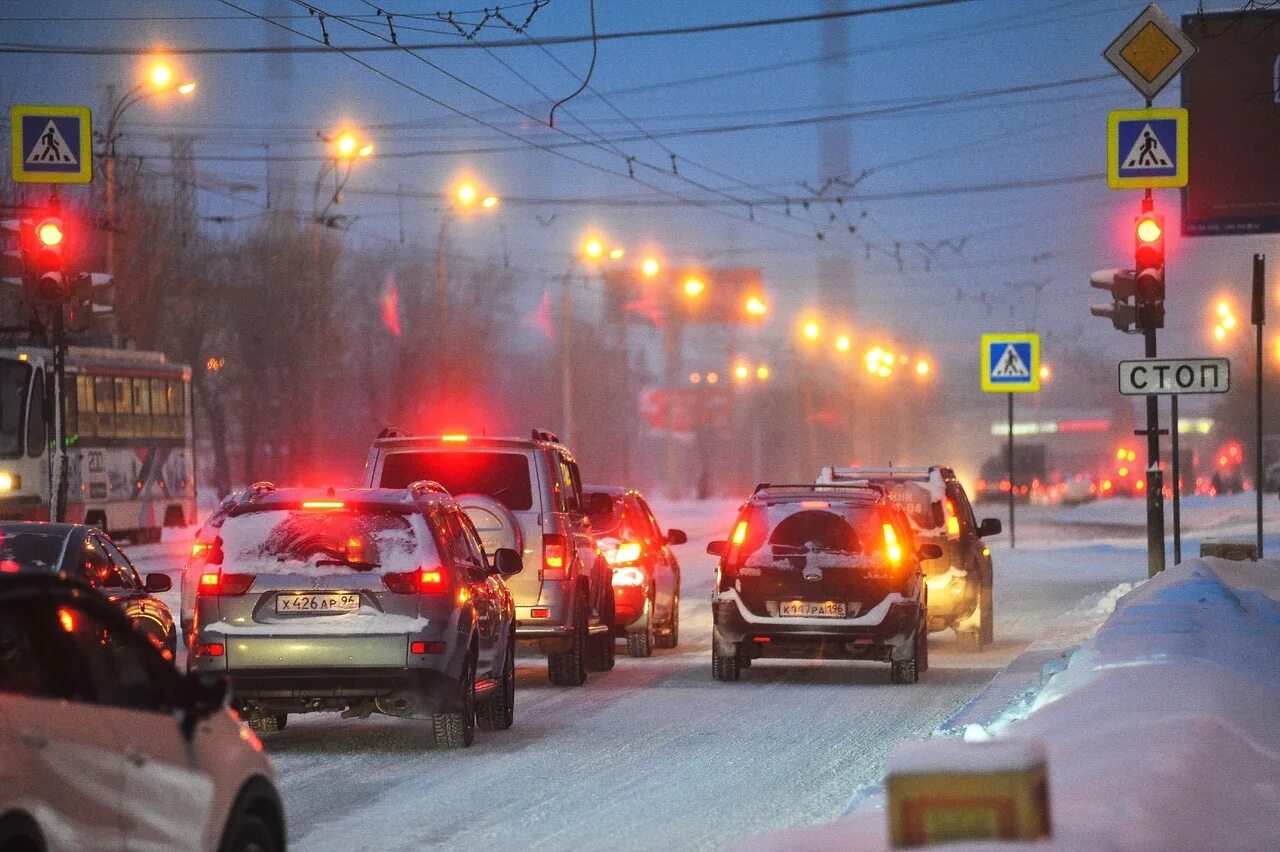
[10,104,93,184]
[980,333,1040,393]
[1107,108,1187,190]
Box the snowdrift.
[742,557,1280,851]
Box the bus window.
[93,376,114,436]
[64,381,76,440]
[0,359,31,458]
[169,380,184,436]
[76,375,96,438]
[26,370,46,458]
[113,377,133,438]
[150,379,169,436]
[132,379,151,437]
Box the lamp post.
[562,233,625,447]
[99,60,197,276]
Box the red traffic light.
[1134,212,1164,271]
[35,219,64,247]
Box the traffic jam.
[4,1,1280,850]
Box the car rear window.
[730,501,893,563]
[379,451,534,511]
[584,491,622,534]
[0,529,66,573]
[217,509,433,575]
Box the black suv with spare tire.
[707,483,940,684]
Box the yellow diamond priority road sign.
[1103,3,1197,100]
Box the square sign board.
[1108,108,1188,189]
[980,333,1040,393]
[10,104,93,184]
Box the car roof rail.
[752,482,887,497]
[531,428,561,443]
[378,426,410,440]
[406,480,450,499]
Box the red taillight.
[606,541,643,566]
[197,572,254,596]
[944,499,960,538]
[194,642,224,657]
[753,636,771,643]
[543,534,566,579]
[384,567,448,594]
[883,523,903,567]
[530,607,550,618]
[731,520,748,546]
[410,640,446,654]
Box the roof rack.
[378,426,410,439]
[406,480,451,499]
[752,482,886,497]
[531,429,561,443]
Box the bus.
[0,345,195,541]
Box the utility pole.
[560,262,575,447]
[1252,253,1266,557]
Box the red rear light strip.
[197,572,254,596]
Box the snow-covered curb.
[741,557,1280,851]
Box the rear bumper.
[713,589,923,660]
[221,666,464,716]
[923,569,979,625]
[612,585,649,630]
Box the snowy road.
[126,496,1198,851]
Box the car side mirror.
[707,540,727,557]
[666,529,688,546]
[145,573,172,593]
[978,518,1003,538]
[493,547,524,577]
[179,671,229,740]
[917,543,944,561]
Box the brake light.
[302,500,345,510]
[731,520,748,546]
[410,641,446,654]
[194,643,224,657]
[883,523,902,566]
[441,434,469,443]
[608,541,643,565]
[191,542,210,558]
[542,534,567,580]
[944,500,960,538]
[57,607,76,632]
[384,567,448,594]
[611,566,646,587]
[530,607,550,618]
[197,572,255,596]
[800,500,829,509]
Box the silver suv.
[188,483,522,748]
[363,429,616,685]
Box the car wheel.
[547,591,588,686]
[433,645,477,748]
[711,642,741,682]
[891,630,922,685]
[586,577,616,672]
[978,581,995,646]
[219,812,277,852]
[627,590,656,658]
[477,633,515,731]
[917,623,930,674]
[654,591,679,650]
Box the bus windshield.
[0,359,31,458]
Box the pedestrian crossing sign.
[1107,108,1187,189]
[10,104,93,184]
[981,333,1040,393]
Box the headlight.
[0,473,17,491]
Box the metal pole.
[1144,322,1165,577]
[1171,393,1181,564]
[52,305,68,522]
[435,214,451,391]
[1007,391,1015,549]
[1253,253,1266,558]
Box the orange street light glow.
[835,334,851,352]
[641,257,660,277]
[358,143,374,158]
[150,62,173,87]
[583,238,604,259]
[690,372,702,384]
[1039,364,1051,381]
[335,132,358,157]
[706,372,719,384]
[802,320,821,341]
[456,183,477,205]
[916,359,931,377]
[734,364,750,381]
[177,82,197,95]
[608,247,625,260]
[1214,325,1226,341]
[756,364,771,381]
[683,277,705,298]
[744,296,768,316]
[481,195,498,208]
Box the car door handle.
[19,729,48,749]
[126,750,147,768]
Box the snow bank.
[742,557,1280,852]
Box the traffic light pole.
[1171,393,1181,565]
[51,301,69,523]
[1252,254,1266,558]
[1140,191,1165,577]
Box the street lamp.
[683,277,706,299]
[100,56,198,275]
[917,358,932,378]
[744,295,768,317]
[835,334,852,353]
[641,256,661,278]
[437,175,500,385]
[314,127,374,223]
[802,320,821,342]
[756,364,771,381]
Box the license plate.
[778,600,846,618]
[275,593,360,613]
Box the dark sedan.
[0,521,177,658]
